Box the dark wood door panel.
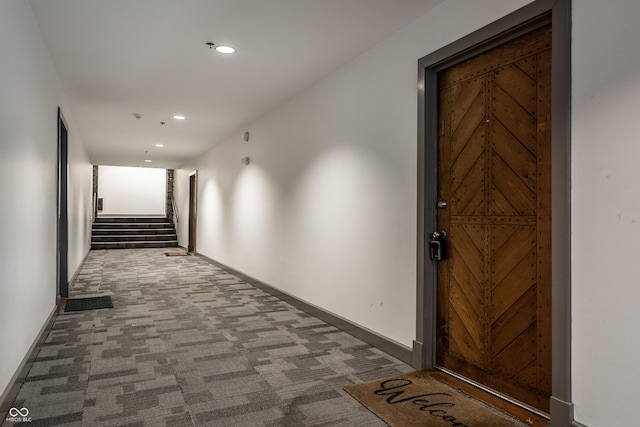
[436,24,552,413]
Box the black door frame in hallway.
[57,107,69,301]
[415,0,572,426]
[188,171,197,253]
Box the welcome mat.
[65,296,113,312]
[344,370,525,427]
[165,252,191,256]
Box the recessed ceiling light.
[173,115,185,120]
[215,45,236,54]
[155,144,164,148]
[144,159,152,163]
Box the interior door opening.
[188,172,197,253]
[57,108,69,302]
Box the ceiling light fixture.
[173,115,185,120]
[144,159,152,163]
[155,144,164,148]
[215,45,236,54]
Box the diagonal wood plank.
[492,153,536,215]
[449,300,484,366]
[451,224,485,284]
[491,323,537,378]
[491,285,537,356]
[493,62,537,117]
[492,85,537,154]
[451,78,486,163]
[491,251,536,321]
[451,125,485,193]
[492,119,536,189]
[492,226,536,282]
[514,56,537,80]
[514,359,537,388]
[491,254,536,322]
[451,153,485,215]
[451,278,484,350]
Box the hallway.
[4,249,410,426]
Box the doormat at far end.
[165,252,191,256]
[65,296,113,312]
[344,370,527,427]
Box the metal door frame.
[188,170,198,253]
[57,107,69,302]
[414,1,572,425]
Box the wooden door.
[435,25,552,413]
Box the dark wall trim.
[196,253,413,365]
[57,107,69,301]
[415,0,572,425]
[92,165,99,219]
[0,306,57,418]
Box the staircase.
[91,217,179,250]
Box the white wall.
[98,165,166,215]
[178,0,532,350]
[68,127,93,281]
[571,1,640,426]
[0,0,92,402]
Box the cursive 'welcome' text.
[373,378,469,427]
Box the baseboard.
[572,422,588,427]
[196,253,413,365]
[550,395,575,427]
[412,340,425,369]
[0,305,57,417]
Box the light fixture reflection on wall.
[241,156,250,165]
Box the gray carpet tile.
[3,248,411,426]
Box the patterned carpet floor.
[3,248,411,426]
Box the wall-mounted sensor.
[241,156,250,165]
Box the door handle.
[432,230,446,240]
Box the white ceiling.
[30,0,443,168]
